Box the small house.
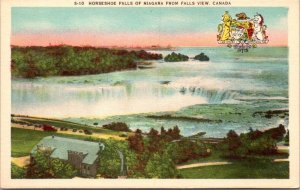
[30,136,104,177]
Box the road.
[177,161,232,170]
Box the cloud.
[18,21,56,33]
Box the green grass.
[179,159,289,179]
[11,128,108,157]
[15,116,121,135]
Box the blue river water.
[12,47,288,137]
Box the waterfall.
[179,87,239,103]
[12,80,237,117]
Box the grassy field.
[13,115,121,135]
[11,127,111,157]
[179,159,289,179]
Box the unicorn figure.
[252,13,267,42]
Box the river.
[12,47,288,137]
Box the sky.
[11,7,288,47]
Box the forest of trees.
[221,124,287,158]
[164,52,189,62]
[98,126,211,178]
[11,46,163,78]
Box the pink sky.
[11,30,287,47]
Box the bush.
[11,163,25,179]
[103,122,131,132]
[72,128,77,132]
[27,152,76,178]
[167,140,210,164]
[84,129,93,135]
[119,133,128,138]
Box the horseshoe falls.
[11,47,288,137]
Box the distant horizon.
[12,7,288,47]
[10,44,288,48]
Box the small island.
[194,53,210,61]
[11,46,163,78]
[164,52,189,62]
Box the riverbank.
[11,45,162,78]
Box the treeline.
[221,124,287,158]
[11,46,162,78]
[99,126,211,178]
[12,124,289,179]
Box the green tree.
[128,129,145,154]
[264,124,286,142]
[144,152,178,178]
[26,152,76,178]
[98,142,121,178]
[247,136,277,155]
[166,140,210,164]
[98,139,138,178]
[51,158,77,178]
[171,125,181,140]
[221,130,244,158]
[284,130,289,146]
[147,128,161,153]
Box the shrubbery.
[102,122,131,132]
[167,140,211,164]
[84,129,93,135]
[221,124,286,159]
[11,163,25,179]
[27,152,76,178]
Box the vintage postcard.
[1,0,299,188]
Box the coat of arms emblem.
[217,11,269,52]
